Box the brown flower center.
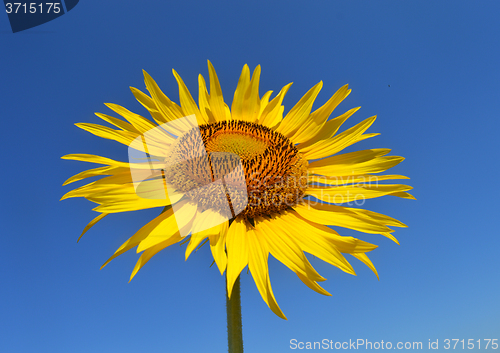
[164,120,308,220]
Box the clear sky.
[1,1,499,352]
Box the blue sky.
[1,1,499,352]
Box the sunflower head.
[62,60,413,319]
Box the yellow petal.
[295,272,332,296]
[351,253,379,279]
[297,107,360,149]
[62,171,135,195]
[231,64,251,121]
[276,210,378,253]
[101,207,175,269]
[226,217,250,298]
[172,69,206,125]
[258,90,273,117]
[293,202,392,234]
[269,212,356,275]
[93,198,174,213]
[137,201,197,252]
[62,166,124,186]
[290,84,351,144]
[381,232,400,245]
[104,103,157,135]
[207,60,230,122]
[304,183,413,204]
[75,123,138,146]
[300,116,377,160]
[139,71,194,137]
[238,65,262,122]
[77,176,182,208]
[77,213,108,242]
[209,221,228,275]
[346,207,408,228]
[309,156,405,177]
[245,65,262,122]
[141,70,187,123]
[185,209,227,261]
[128,137,170,164]
[198,74,216,123]
[308,148,391,168]
[190,208,226,234]
[389,191,416,200]
[276,81,323,137]
[74,122,166,159]
[258,83,292,129]
[61,154,130,168]
[62,174,143,201]
[308,174,409,186]
[131,84,188,136]
[95,112,137,133]
[184,231,207,261]
[130,233,184,281]
[61,183,104,201]
[247,226,287,319]
[256,217,325,282]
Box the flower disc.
[165,120,308,219]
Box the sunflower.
[62,61,413,319]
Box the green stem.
[226,275,243,353]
